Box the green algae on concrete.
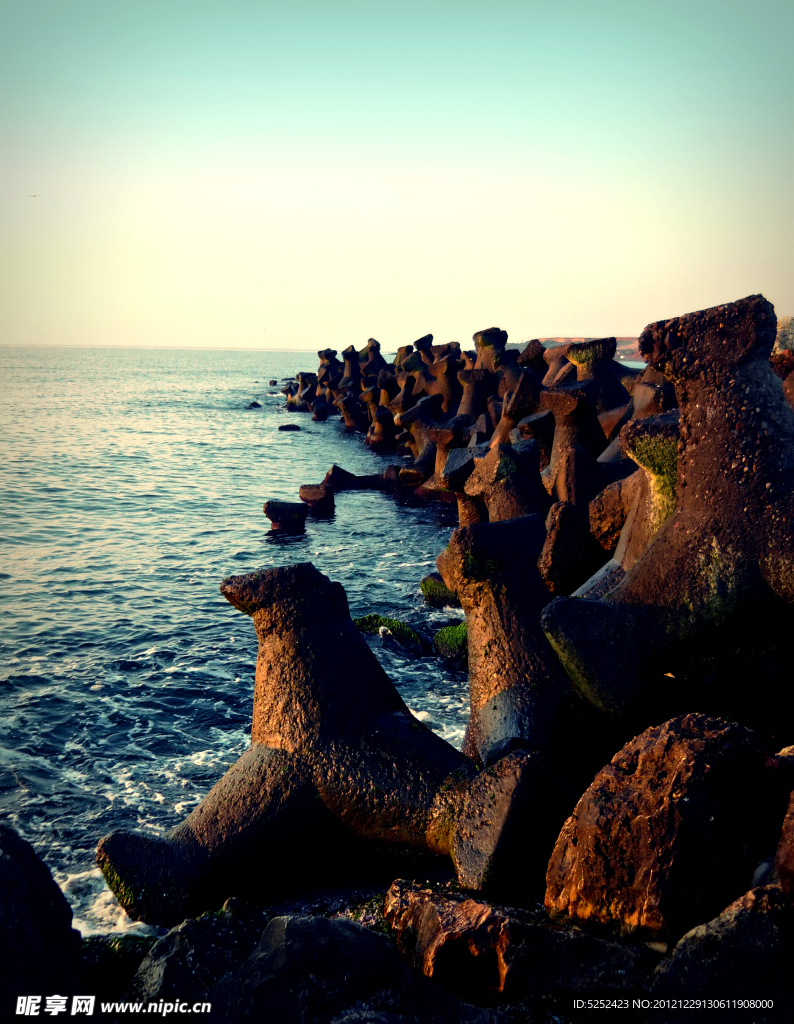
[420,573,460,608]
[353,614,426,652]
[433,621,467,664]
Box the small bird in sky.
[27,194,41,197]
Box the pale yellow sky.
[2,0,792,350]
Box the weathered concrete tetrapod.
[437,517,570,765]
[96,564,554,924]
[541,294,794,738]
[263,500,309,533]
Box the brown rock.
[540,382,608,500]
[541,344,575,387]
[545,714,786,942]
[488,369,543,447]
[516,338,547,377]
[384,879,657,1001]
[473,328,509,373]
[298,483,335,516]
[774,789,794,896]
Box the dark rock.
[247,401,262,409]
[336,392,369,432]
[512,410,555,469]
[129,899,267,1003]
[541,344,575,387]
[81,932,158,1001]
[588,473,637,553]
[384,880,658,1002]
[0,824,82,1010]
[540,382,608,501]
[441,443,491,493]
[278,423,300,431]
[393,345,414,372]
[425,355,464,414]
[263,499,309,532]
[516,339,547,377]
[268,379,278,386]
[322,464,364,491]
[311,393,333,421]
[213,915,494,1023]
[473,328,509,374]
[388,372,417,417]
[769,349,794,380]
[545,714,787,942]
[612,412,679,572]
[394,395,444,484]
[456,369,494,425]
[649,885,794,1022]
[340,345,364,389]
[450,749,563,896]
[489,370,544,448]
[537,500,609,596]
[361,338,391,376]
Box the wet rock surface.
[545,714,787,942]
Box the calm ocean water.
[0,345,466,936]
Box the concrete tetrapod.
[437,517,570,766]
[541,294,794,740]
[564,337,631,415]
[96,564,548,925]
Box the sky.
[0,0,792,351]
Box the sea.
[0,345,467,938]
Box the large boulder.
[545,714,787,943]
[128,899,267,1004]
[649,885,794,1022]
[0,824,82,1012]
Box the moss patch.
[434,621,467,664]
[98,860,138,917]
[420,574,460,608]
[631,433,678,527]
[354,614,425,652]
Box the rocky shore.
[4,295,794,1022]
